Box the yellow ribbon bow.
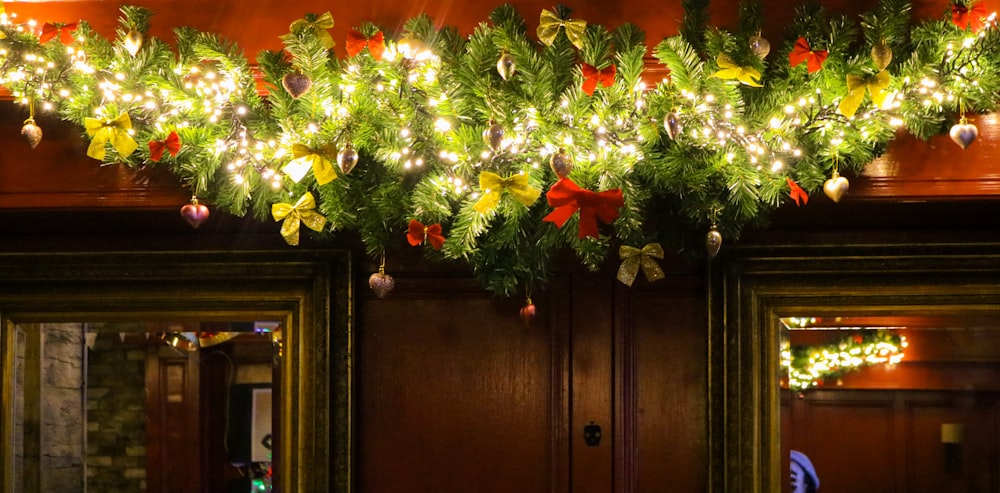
[473,171,541,214]
[838,70,891,118]
[286,11,335,49]
[710,53,763,87]
[285,143,338,185]
[271,192,327,246]
[616,243,666,287]
[537,9,587,50]
[83,112,138,161]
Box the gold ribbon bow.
[710,53,763,87]
[838,70,891,118]
[537,9,586,49]
[616,243,666,286]
[285,143,338,185]
[473,171,541,214]
[286,11,335,49]
[83,112,138,160]
[271,192,327,246]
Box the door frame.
[709,241,1000,492]
[0,249,352,493]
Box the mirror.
[710,243,1000,493]
[10,321,280,492]
[780,315,1000,492]
[0,251,352,493]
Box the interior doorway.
[0,250,351,493]
[12,321,281,493]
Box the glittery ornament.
[663,112,681,140]
[337,143,359,174]
[949,120,979,149]
[706,225,723,258]
[21,118,42,149]
[282,71,313,99]
[823,171,850,203]
[368,271,395,298]
[519,299,536,325]
[124,28,143,56]
[871,40,892,71]
[496,51,516,81]
[483,121,505,151]
[180,196,210,229]
[749,35,770,59]
[549,148,573,178]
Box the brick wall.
[86,327,147,493]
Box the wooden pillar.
[21,324,41,493]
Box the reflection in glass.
[10,322,280,493]
[781,316,1000,492]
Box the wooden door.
[146,345,201,493]
[356,274,576,493]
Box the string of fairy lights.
[1,11,996,191]
[2,10,997,183]
[781,319,908,390]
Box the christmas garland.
[0,1,998,301]
[781,329,907,390]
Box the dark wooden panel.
[633,275,708,493]
[797,395,897,492]
[570,272,614,493]
[788,390,1000,493]
[905,399,999,493]
[0,105,190,209]
[857,114,1000,200]
[356,276,569,493]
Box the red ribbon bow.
[543,178,624,238]
[952,3,989,32]
[788,37,828,74]
[39,22,78,45]
[407,219,445,250]
[581,63,616,96]
[148,131,181,162]
[346,30,385,61]
[786,177,809,207]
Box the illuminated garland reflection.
[781,329,907,390]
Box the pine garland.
[1,1,999,297]
[782,329,907,390]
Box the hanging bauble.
[871,40,892,71]
[949,119,979,149]
[337,143,359,174]
[663,112,681,140]
[496,50,516,81]
[549,148,573,178]
[823,171,850,203]
[706,225,723,258]
[21,118,42,149]
[281,71,313,99]
[519,298,536,326]
[368,270,395,298]
[483,121,505,151]
[749,34,770,59]
[124,28,143,56]
[180,196,210,229]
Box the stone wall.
[11,323,87,493]
[40,323,86,493]
[86,328,147,493]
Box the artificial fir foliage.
[782,329,907,390]
[0,1,999,297]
